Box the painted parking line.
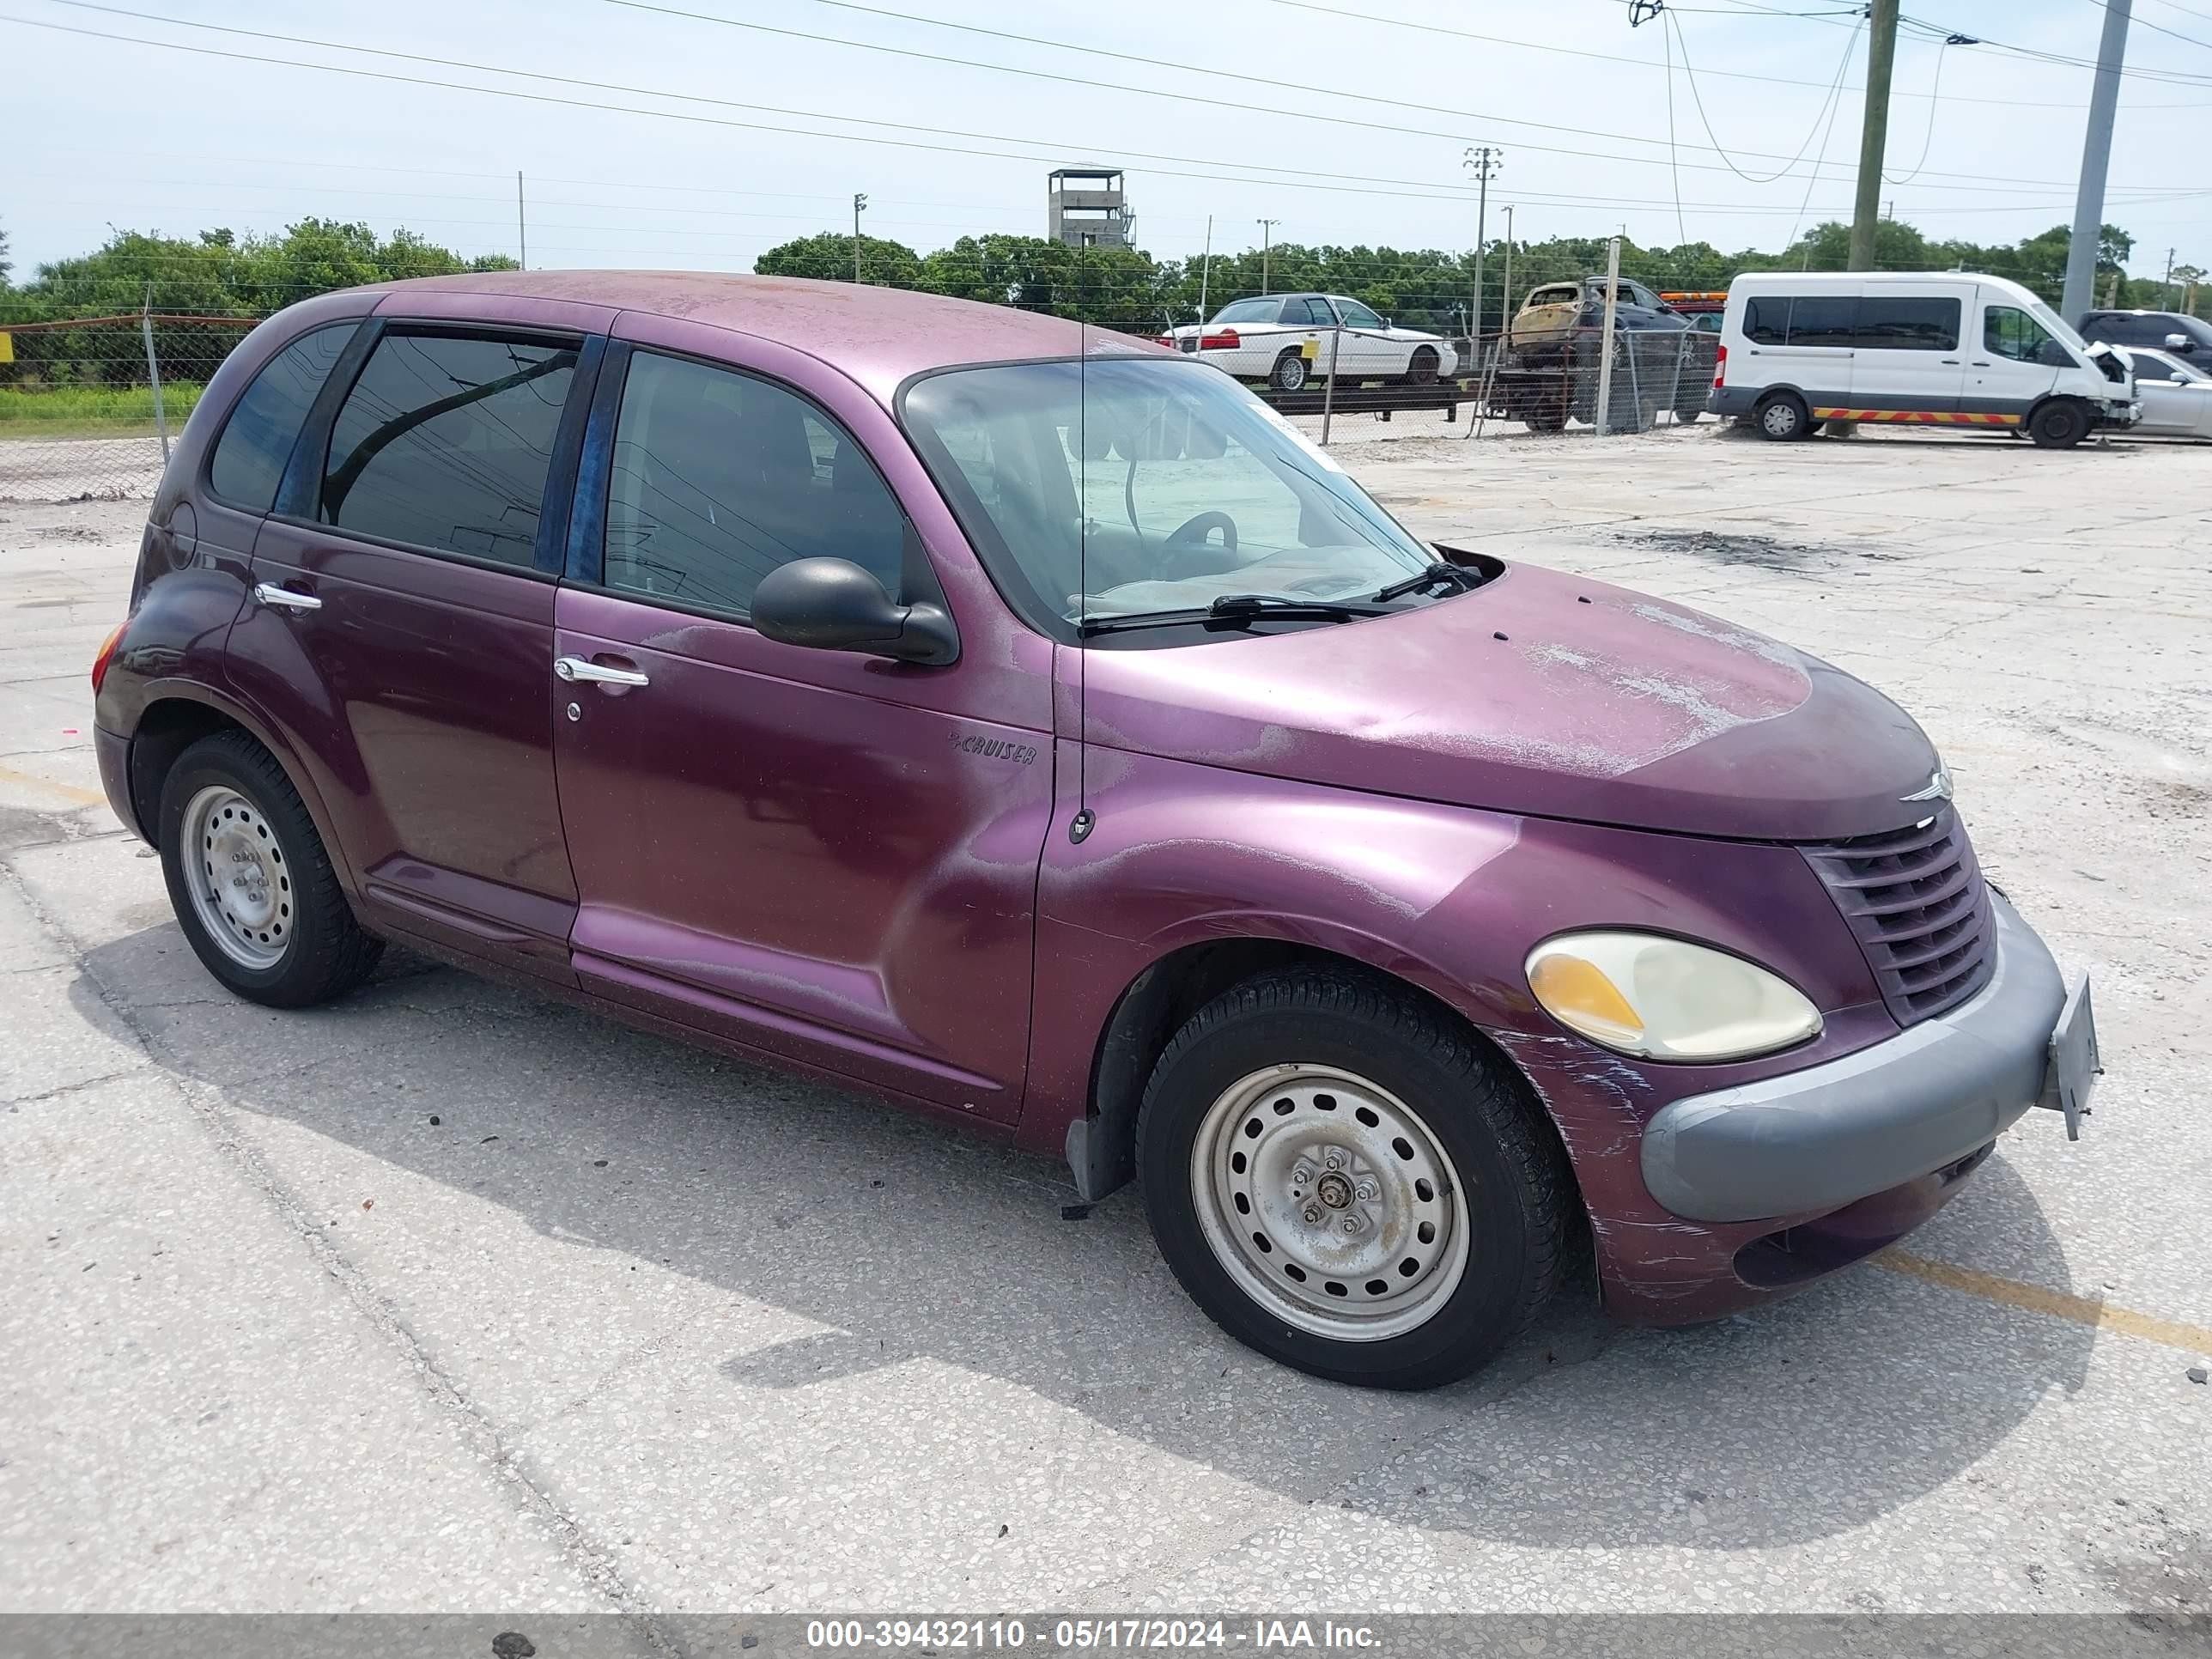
[0,763,106,809]
[1878,1249,2212,1356]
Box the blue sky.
[6,0,2207,293]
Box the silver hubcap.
[1762,403,1796,436]
[182,786,292,970]
[1190,1064,1471,1342]
[1280,359,1305,388]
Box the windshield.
[901,356,1434,638]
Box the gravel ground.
[1,422,2207,1639]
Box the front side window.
[207,323,356,510]
[321,331,577,566]
[902,356,1433,641]
[1985,305,2059,364]
[1334,299,1385,330]
[2131,355,2177,383]
[1856,297,1960,351]
[603,351,907,617]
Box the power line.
[1883,31,1954,185]
[1787,12,1868,248]
[2085,0,2212,52]
[21,3,2161,198]
[1682,0,2212,82]
[1276,0,2212,106]
[1665,7,1865,184]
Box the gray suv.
[2078,309,2212,360]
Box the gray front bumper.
[1641,893,2064,1224]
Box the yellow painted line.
[1877,1249,2212,1356]
[0,763,106,808]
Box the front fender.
[1022,749,1894,1240]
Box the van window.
[1985,306,2059,364]
[320,331,579,566]
[1743,295,1857,348]
[1856,297,1960,351]
[603,350,908,617]
[207,323,356,510]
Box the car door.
[228,321,598,981]
[1848,286,1966,416]
[549,329,1054,1120]
[2128,353,2189,434]
[1968,290,2063,423]
[1330,297,1399,374]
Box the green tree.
[755,230,921,288]
[0,219,11,288]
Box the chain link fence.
[0,312,257,502]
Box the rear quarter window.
[206,323,356,510]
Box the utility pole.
[516,171,526,270]
[2164,246,2177,304]
[2063,0,2130,325]
[1848,0,1901,272]
[1595,235,1623,438]
[853,192,868,284]
[1463,146,1501,337]
[1256,219,1279,295]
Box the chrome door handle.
[252,582,322,611]
[555,655,649,687]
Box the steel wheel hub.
[182,786,292,970]
[1190,1064,1472,1342]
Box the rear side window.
[1290,297,1334,326]
[206,323,355,510]
[1212,298,1280,325]
[1741,295,1856,347]
[1856,297,1960,350]
[603,351,908,617]
[320,331,579,566]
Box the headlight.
[1524,932,1822,1061]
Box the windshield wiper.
[1079,592,1390,637]
[1371,560,1481,604]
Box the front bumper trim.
[1640,893,2066,1224]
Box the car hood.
[1075,561,1940,841]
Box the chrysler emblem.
[1901,767,1954,803]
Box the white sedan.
[1158,293,1458,392]
[2118,346,2212,439]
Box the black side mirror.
[750,558,958,666]
[2036,339,2075,368]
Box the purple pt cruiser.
[90,274,2100,1389]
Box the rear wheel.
[1270,350,1310,392]
[1755,391,1812,441]
[2028,398,2090,449]
[1137,968,1571,1389]
[157,731,382,1007]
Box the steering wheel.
[1162,510,1238,575]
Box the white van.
[1711,271,2138,449]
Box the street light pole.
[853,192,868,284]
[1463,146,1501,337]
[1256,218,1279,295]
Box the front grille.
[1801,805,1996,1025]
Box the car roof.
[356,270,1156,404]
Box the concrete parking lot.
[2,421,2208,1632]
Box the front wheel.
[1136,969,1571,1389]
[2028,398,2090,449]
[158,730,383,1007]
[1403,346,1440,386]
[1755,391,1811,441]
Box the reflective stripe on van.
[1810,408,2023,426]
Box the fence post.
[1593,237,1622,438]
[140,285,171,465]
[1320,321,1341,447]
[1671,331,1689,424]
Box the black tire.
[1673,403,1706,425]
[1135,967,1572,1390]
[1754,391,1811,441]
[1524,407,1568,434]
[2027,398,2090,449]
[157,730,382,1008]
[1269,350,1310,392]
[1404,346,1440,386]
